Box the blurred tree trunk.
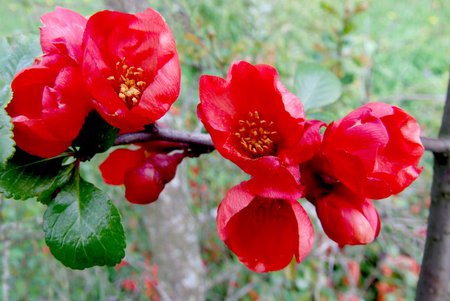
[416,75,450,301]
[103,0,149,13]
[101,1,206,300]
[146,165,206,301]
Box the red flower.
[198,61,318,179]
[300,102,423,245]
[40,7,87,63]
[99,145,184,204]
[6,53,91,158]
[217,180,314,272]
[320,102,424,199]
[6,7,91,158]
[82,9,180,130]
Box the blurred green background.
[0,0,449,300]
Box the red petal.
[99,148,145,185]
[10,118,73,158]
[40,7,87,62]
[147,152,185,182]
[282,119,325,165]
[198,75,235,132]
[217,182,313,272]
[291,200,315,262]
[364,103,424,197]
[246,167,303,200]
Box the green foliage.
[72,111,119,159]
[0,36,40,99]
[0,107,14,166]
[295,63,343,110]
[43,174,126,269]
[0,150,73,204]
[0,35,41,167]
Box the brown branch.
[421,136,450,154]
[416,74,450,301]
[115,126,450,157]
[114,126,215,156]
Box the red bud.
[124,163,165,204]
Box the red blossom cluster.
[198,61,424,272]
[5,7,424,273]
[100,142,185,204]
[6,7,180,158]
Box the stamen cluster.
[107,58,147,109]
[234,111,277,157]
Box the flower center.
[107,58,147,110]
[234,111,278,157]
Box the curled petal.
[40,7,87,62]
[364,103,424,197]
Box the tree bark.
[101,2,206,300]
[145,164,206,301]
[103,0,149,13]
[416,74,450,301]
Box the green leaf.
[0,108,14,167]
[294,63,343,110]
[0,35,41,166]
[0,35,41,106]
[43,175,126,269]
[72,111,119,159]
[0,150,74,204]
[320,2,339,16]
[342,20,356,35]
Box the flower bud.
[124,163,165,205]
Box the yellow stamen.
[233,110,278,157]
[107,58,147,110]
